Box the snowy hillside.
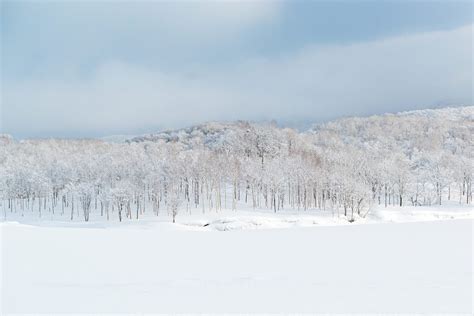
[129,106,473,150]
[309,106,474,153]
[129,120,268,150]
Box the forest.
[1,106,472,222]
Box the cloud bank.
[3,24,472,137]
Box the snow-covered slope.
[128,120,262,150]
[395,105,474,120]
[127,106,473,149]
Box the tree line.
[0,107,472,222]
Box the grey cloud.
[3,24,472,138]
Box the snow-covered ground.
[1,200,472,230]
[1,205,473,314]
[178,203,473,231]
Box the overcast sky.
[1,1,473,138]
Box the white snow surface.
[1,205,473,314]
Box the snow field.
[1,217,472,313]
